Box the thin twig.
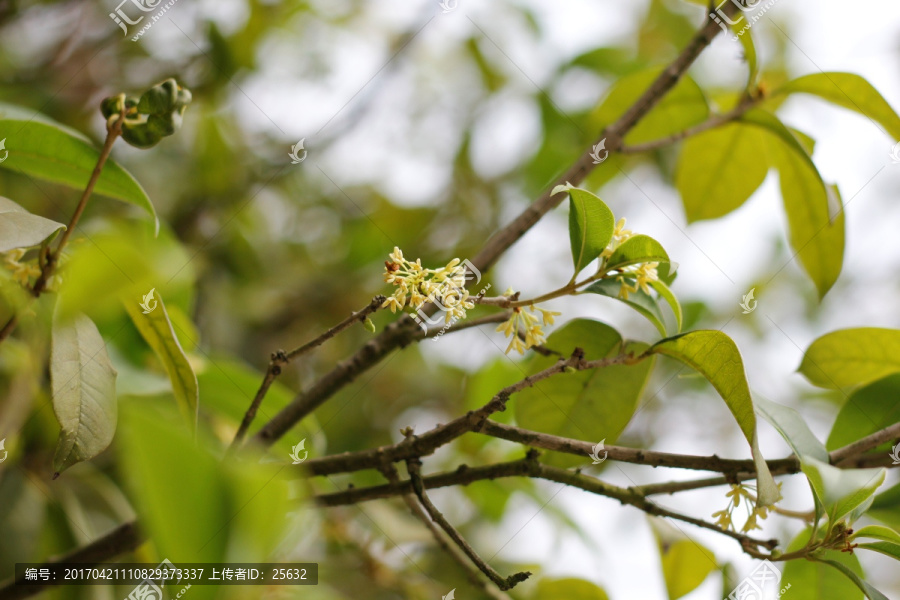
[229,295,385,452]
[406,458,531,591]
[830,421,900,466]
[379,464,510,600]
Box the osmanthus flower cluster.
[711,483,777,533]
[381,247,474,323]
[599,217,660,301]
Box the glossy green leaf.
[801,458,885,524]
[650,279,682,332]
[584,279,667,336]
[801,329,900,390]
[774,72,900,139]
[675,123,769,222]
[590,68,709,145]
[515,319,654,467]
[649,331,778,505]
[533,577,608,600]
[767,135,844,298]
[826,374,900,450]
[851,525,900,545]
[783,528,863,600]
[755,396,829,463]
[660,539,716,599]
[0,103,157,228]
[124,291,199,430]
[814,558,889,600]
[605,234,670,272]
[51,313,118,476]
[567,188,615,275]
[0,196,65,252]
[855,542,900,561]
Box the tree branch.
[406,458,531,591]
[229,295,385,452]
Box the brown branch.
[0,522,142,600]
[406,458,531,591]
[830,421,900,466]
[228,295,385,452]
[379,463,511,600]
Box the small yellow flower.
[537,307,561,326]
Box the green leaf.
[0,196,65,252]
[119,401,290,600]
[814,558,890,600]
[766,133,844,298]
[567,188,615,275]
[584,279,667,336]
[124,291,198,430]
[783,528,864,600]
[515,319,654,467]
[774,72,900,139]
[649,331,778,505]
[851,525,900,545]
[533,577,608,600]
[867,482,900,530]
[855,542,900,561]
[50,313,118,476]
[826,374,900,450]
[736,28,758,89]
[590,68,709,145]
[755,396,829,463]
[0,103,157,228]
[650,279,682,332]
[800,458,885,524]
[660,539,716,600]
[800,328,900,390]
[675,123,769,222]
[605,234,670,272]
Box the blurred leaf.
[867,482,900,530]
[604,234,670,272]
[118,401,290,600]
[755,396,829,462]
[650,279,682,332]
[649,331,779,505]
[0,103,156,227]
[515,319,654,467]
[675,123,769,222]
[813,558,889,600]
[566,188,615,275]
[584,279,667,336]
[0,196,65,252]
[800,458,885,524]
[660,539,716,600]
[783,528,864,600]
[590,68,709,145]
[124,292,198,430]
[51,313,117,476]
[737,29,759,89]
[800,328,900,390]
[851,525,900,544]
[826,374,900,450]
[533,577,608,600]
[773,72,900,139]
